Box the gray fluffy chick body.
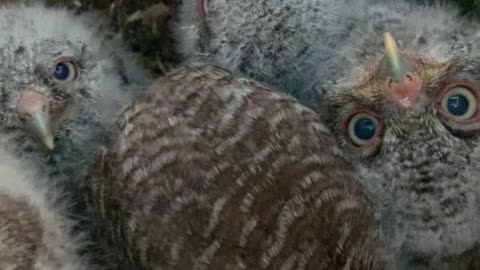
[0,2,150,267]
[175,0,480,269]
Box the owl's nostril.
[383,72,422,108]
[16,89,54,151]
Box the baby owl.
[0,2,149,178]
[0,2,150,268]
[174,0,480,268]
[86,64,385,270]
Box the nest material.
[109,0,176,74]
[39,0,177,75]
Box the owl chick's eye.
[51,58,79,82]
[437,84,478,122]
[345,112,382,147]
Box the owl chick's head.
[324,32,480,267]
[0,3,148,155]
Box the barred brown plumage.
[86,64,385,269]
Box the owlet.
[86,64,385,270]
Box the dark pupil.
[354,117,376,141]
[447,94,469,116]
[54,63,70,80]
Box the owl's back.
[88,64,384,269]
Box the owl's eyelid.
[52,56,80,66]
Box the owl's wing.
[86,64,385,269]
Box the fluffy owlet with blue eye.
[0,3,149,163]
[0,2,152,189]
[174,0,480,268]
[0,2,150,268]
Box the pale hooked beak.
[382,32,423,108]
[27,112,54,150]
[17,89,55,150]
[384,32,416,81]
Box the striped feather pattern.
[87,64,384,270]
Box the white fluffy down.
[0,146,89,270]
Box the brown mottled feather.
[0,193,41,269]
[87,64,385,269]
